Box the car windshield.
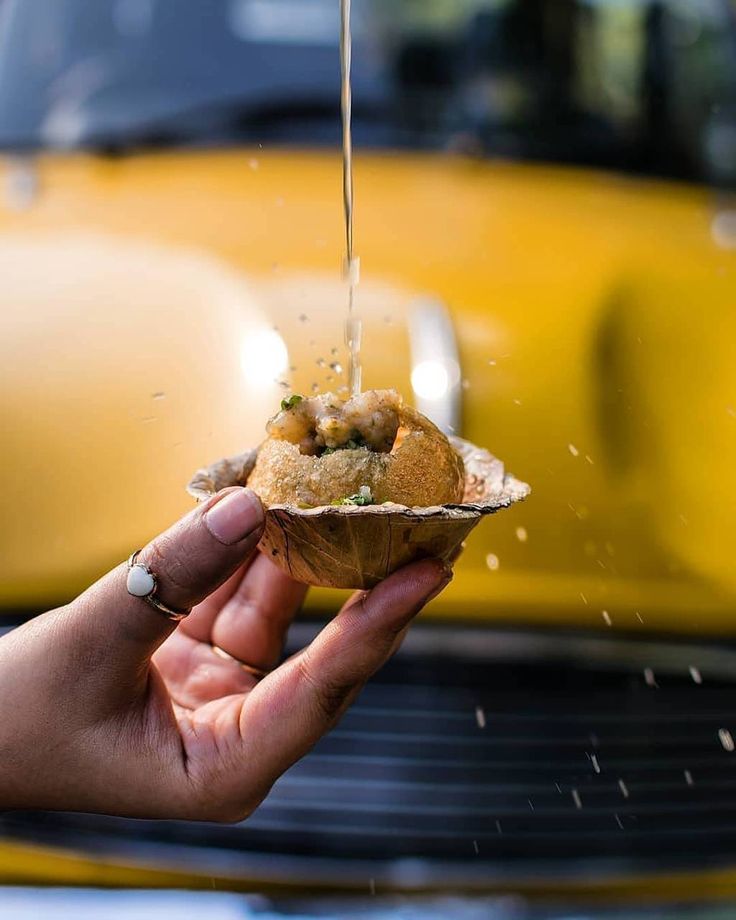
[0,0,735,185]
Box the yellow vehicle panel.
[0,149,734,633]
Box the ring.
[211,644,269,680]
[126,550,191,622]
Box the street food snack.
[248,389,465,509]
[188,390,529,589]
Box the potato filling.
[268,390,401,457]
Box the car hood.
[0,149,734,631]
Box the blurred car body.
[1,0,736,908]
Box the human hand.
[0,488,451,821]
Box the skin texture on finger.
[210,554,308,672]
[188,559,452,812]
[153,631,258,710]
[180,561,254,642]
[155,554,306,707]
[67,488,265,695]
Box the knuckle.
[297,655,356,724]
[144,534,207,606]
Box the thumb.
[70,487,264,674]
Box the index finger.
[239,558,451,784]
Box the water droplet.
[299,313,309,323]
[462,379,471,391]
[311,383,320,393]
[602,610,612,627]
[278,380,290,389]
[528,798,535,811]
[330,362,343,374]
[580,592,588,605]
[248,158,259,170]
[618,779,629,799]
[719,728,735,752]
[485,553,500,572]
[684,769,694,786]
[515,526,528,543]
[689,666,702,685]
[316,358,327,368]
[331,347,339,356]
[635,611,644,624]
[614,814,624,830]
[644,668,658,688]
[568,443,580,457]
[572,789,582,809]
[585,454,594,465]
[475,706,486,729]
[495,819,503,835]
[472,840,479,855]
[151,391,166,400]
[591,753,601,774]
[513,398,522,406]
[488,359,497,366]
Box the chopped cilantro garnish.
[280,394,304,411]
[332,486,374,507]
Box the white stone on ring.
[127,563,156,597]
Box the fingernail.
[422,560,454,604]
[205,488,264,545]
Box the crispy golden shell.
[247,399,465,508]
[188,437,530,589]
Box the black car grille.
[3,623,736,890]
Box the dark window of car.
[0,0,735,185]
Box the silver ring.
[126,550,190,623]
[211,644,269,680]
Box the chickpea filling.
[268,390,402,457]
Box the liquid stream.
[340,0,362,395]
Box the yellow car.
[1,0,736,911]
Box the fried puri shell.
[188,437,530,589]
[247,400,464,509]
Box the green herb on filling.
[280,394,304,411]
[332,486,374,507]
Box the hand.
[0,488,451,821]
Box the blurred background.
[1,0,736,917]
